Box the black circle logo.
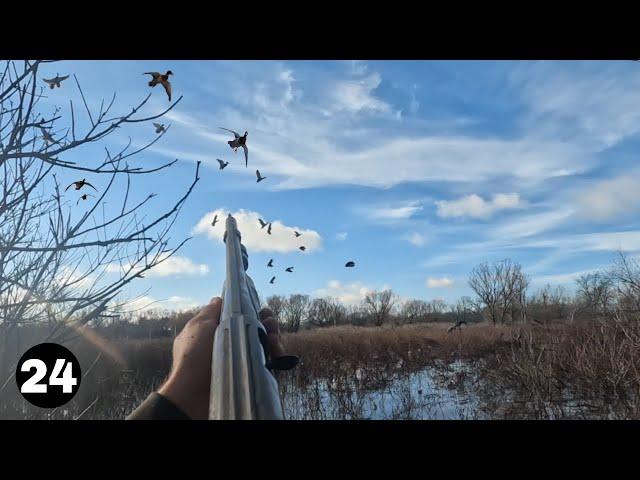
[16,343,82,408]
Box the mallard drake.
[345,261,356,268]
[144,71,173,101]
[285,267,293,273]
[219,127,248,167]
[65,179,97,192]
[256,169,267,183]
[269,276,276,284]
[153,123,166,134]
[43,74,70,89]
[267,259,273,267]
[217,159,229,170]
[76,193,95,205]
[258,218,268,229]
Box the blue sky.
[38,60,640,311]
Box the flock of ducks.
[43,67,356,288]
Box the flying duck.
[153,123,166,134]
[219,128,248,167]
[144,71,173,101]
[256,170,267,183]
[76,193,95,205]
[285,267,294,273]
[217,159,229,170]
[211,214,219,227]
[259,218,268,229]
[65,179,97,192]
[43,74,69,89]
[345,261,356,268]
[270,276,276,284]
[267,259,273,267]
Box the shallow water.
[282,361,483,420]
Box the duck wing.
[57,75,69,82]
[65,183,75,191]
[219,127,241,139]
[144,72,161,78]
[83,182,98,192]
[160,79,172,101]
[242,144,248,167]
[43,78,55,85]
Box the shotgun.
[208,214,295,420]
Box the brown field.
[2,319,637,420]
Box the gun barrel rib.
[208,214,284,420]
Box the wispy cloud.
[426,277,455,288]
[193,209,322,253]
[313,280,389,305]
[358,200,423,223]
[436,193,523,220]
[147,256,210,278]
[330,72,392,115]
[106,256,209,278]
[575,172,640,222]
[336,232,348,241]
[406,232,427,246]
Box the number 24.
[21,359,77,394]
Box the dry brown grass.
[3,319,638,419]
[282,322,514,390]
[477,320,640,418]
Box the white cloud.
[124,295,201,314]
[106,256,209,278]
[314,280,385,306]
[331,72,391,115]
[148,256,209,278]
[193,209,322,253]
[436,193,523,220]
[575,174,640,222]
[407,232,427,247]
[426,277,455,289]
[336,232,348,241]
[531,268,601,287]
[149,63,594,192]
[359,200,423,222]
[514,61,640,150]
[491,208,574,240]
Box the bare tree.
[469,259,528,325]
[281,294,310,333]
[400,299,430,324]
[576,272,615,318]
[307,297,345,328]
[363,289,396,327]
[0,60,197,386]
[265,294,286,321]
[610,252,640,317]
[452,296,475,324]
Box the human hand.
[157,299,295,419]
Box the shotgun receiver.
[208,214,284,419]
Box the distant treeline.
[28,252,637,339]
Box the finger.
[192,297,222,325]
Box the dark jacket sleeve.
[126,392,191,420]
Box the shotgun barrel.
[208,214,284,419]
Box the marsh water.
[280,360,484,420]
